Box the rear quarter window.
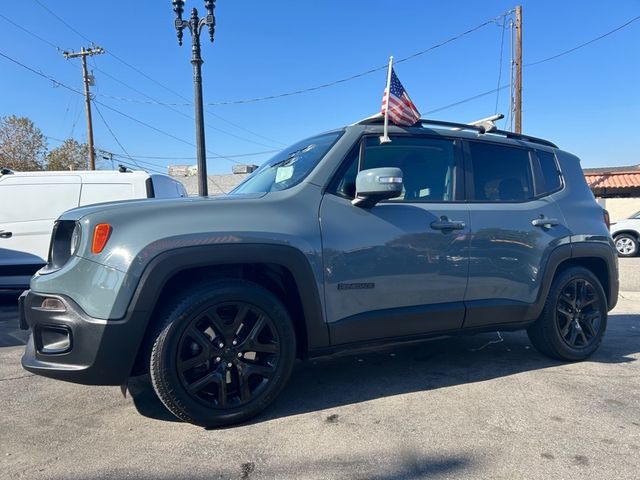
[537,150,562,193]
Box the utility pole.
[63,46,105,170]
[173,0,216,197]
[514,5,523,133]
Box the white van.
[0,169,187,290]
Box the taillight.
[603,209,610,230]
[92,224,112,254]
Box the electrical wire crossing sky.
[0,1,638,173]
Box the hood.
[59,192,267,221]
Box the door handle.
[430,217,466,231]
[0,230,12,239]
[531,217,560,228]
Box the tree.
[46,139,89,171]
[0,115,47,171]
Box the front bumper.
[20,290,147,385]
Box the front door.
[320,135,470,345]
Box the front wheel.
[614,234,638,257]
[149,280,296,427]
[527,266,607,361]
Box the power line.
[105,150,279,161]
[87,11,513,108]
[32,0,92,43]
[494,15,508,114]
[525,14,640,67]
[92,100,143,170]
[29,0,285,148]
[425,85,510,115]
[0,12,67,55]
[94,104,242,195]
[0,49,262,165]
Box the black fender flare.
[530,241,618,320]
[121,243,329,355]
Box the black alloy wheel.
[177,301,280,408]
[150,280,296,427]
[527,266,607,361]
[555,278,602,349]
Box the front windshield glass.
[631,211,640,219]
[231,130,343,194]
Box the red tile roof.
[585,172,640,189]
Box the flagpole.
[380,55,393,144]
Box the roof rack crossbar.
[356,116,557,148]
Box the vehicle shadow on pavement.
[127,311,639,426]
[46,450,473,480]
[257,312,639,423]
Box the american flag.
[381,68,420,126]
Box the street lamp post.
[172,0,216,197]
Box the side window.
[537,150,562,193]
[467,142,534,202]
[331,136,457,202]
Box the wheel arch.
[125,244,328,376]
[612,230,639,240]
[533,242,619,319]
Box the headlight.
[70,223,81,257]
[45,220,80,272]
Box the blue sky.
[0,1,638,173]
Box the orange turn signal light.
[92,223,112,254]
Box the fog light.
[40,298,66,311]
[38,326,72,354]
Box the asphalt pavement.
[1,259,639,479]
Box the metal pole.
[380,56,393,144]
[80,50,96,170]
[190,8,208,197]
[514,5,523,134]
[63,46,104,170]
[173,0,215,197]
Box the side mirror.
[352,167,403,208]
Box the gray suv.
[19,117,619,427]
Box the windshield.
[231,130,343,194]
[631,211,640,219]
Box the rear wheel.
[149,280,296,427]
[527,266,607,361]
[614,233,638,257]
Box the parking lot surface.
[1,259,639,480]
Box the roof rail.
[355,115,558,148]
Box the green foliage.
[0,115,47,171]
[46,139,89,171]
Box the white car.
[610,211,640,257]
[0,169,187,290]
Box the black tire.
[149,279,296,427]
[614,233,638,257]
[527,266,607,361]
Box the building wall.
[595,197,640,222]
[171,173,248,196]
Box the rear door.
[462,141,568,327]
